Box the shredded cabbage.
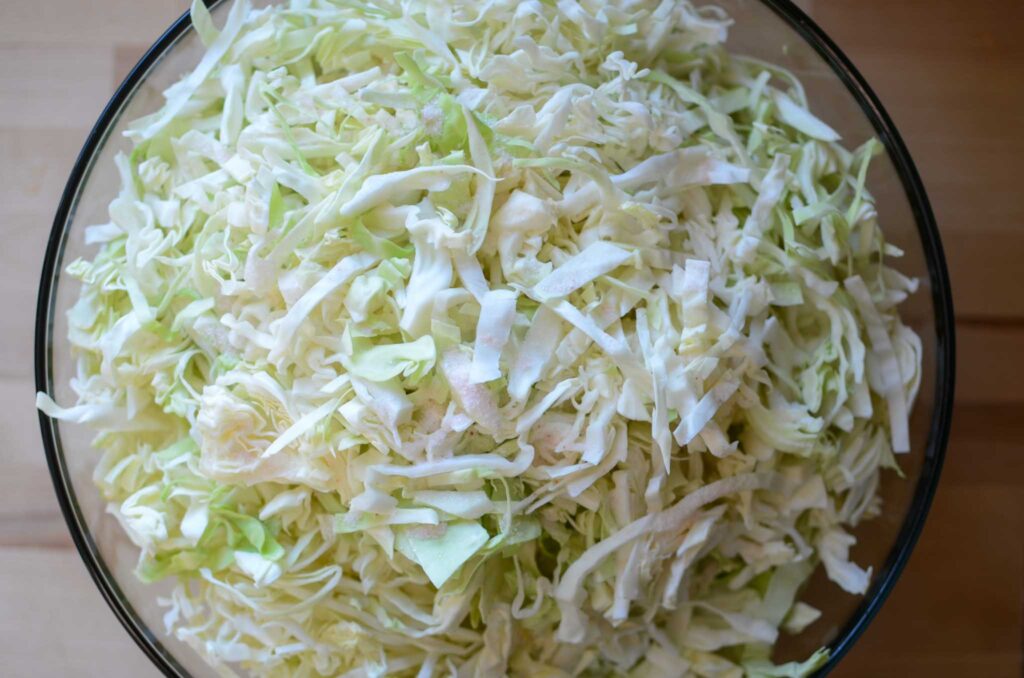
[37,0,921,675]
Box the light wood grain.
[0,378,72,548]
[0,2,187,675]
[1,0,1021,676]
[0,547,159,677]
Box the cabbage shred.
[38,0,922,675]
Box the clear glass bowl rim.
[33,1,956,675]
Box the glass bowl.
[34,0,955,675]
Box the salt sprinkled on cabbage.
[37,0,921,675]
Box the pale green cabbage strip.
[37,0,922,675]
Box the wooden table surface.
[1,1,1021,676]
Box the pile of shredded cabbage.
[38,0,923,675]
